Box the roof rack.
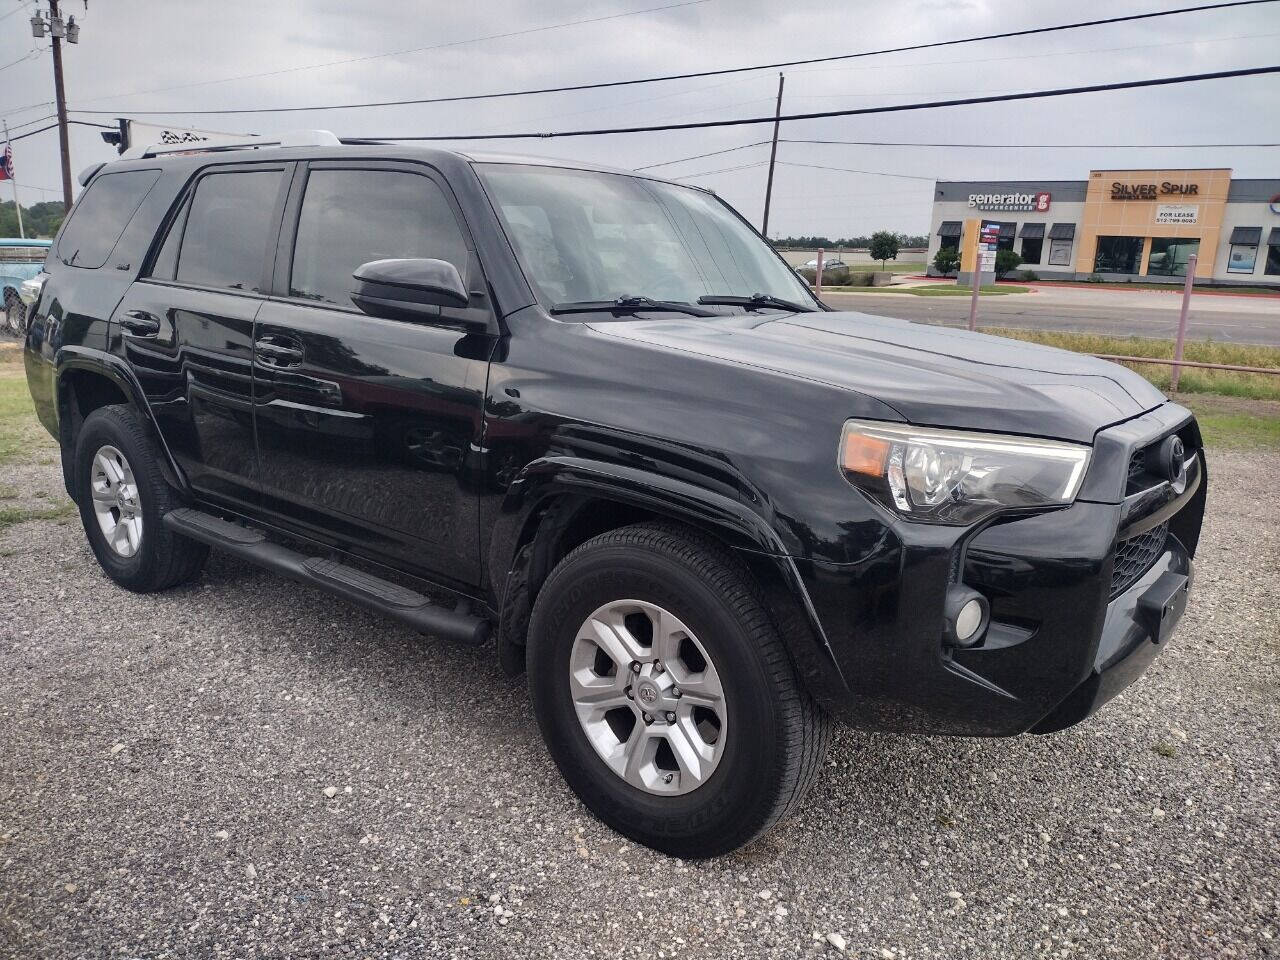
[123,129,342,160]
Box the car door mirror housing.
[351,258,471,322]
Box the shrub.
[797,264,851,285]
[933,246,960,276]
[995,249,1022,280]
[1019,269,1040,282]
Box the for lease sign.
[967,192,1051,212]
[1154,204,1199,225]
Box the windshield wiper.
[697,293,816,313]
[551,295,717,317]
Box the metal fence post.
[815,248,824,298]
[967,261,980,331]
[1171,253,1196,391]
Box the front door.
[252,161,492,586]
[119,163,290,512]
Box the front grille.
[1110,522,1169,597]
[1127,449,1147,486]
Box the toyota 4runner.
[23,131,1205,857]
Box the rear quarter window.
[56,169,162,269]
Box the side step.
[163,508,490,646]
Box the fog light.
[944,586,989,647]
[955,599,983,642]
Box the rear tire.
[74,405,208,592]
[527,523,829,857]
[3,292,23,336]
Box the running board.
[163,508,490,646]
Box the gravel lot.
[1,443,1277,959]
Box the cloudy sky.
[2,0,1277,238]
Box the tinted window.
[176,170,285,291]
[289,169,467,309]
[57,169,161,269]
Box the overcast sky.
[2,0,1277,238]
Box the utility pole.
[30,1,81,212]
[760,72,784,240]
[3,122,25,238]
[49,0,73,211]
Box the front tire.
[3,293,24,336]
[74,405,208,592]
[528,523,830,857]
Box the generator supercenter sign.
[967,191,1051,212]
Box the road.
[823,285,1280,346]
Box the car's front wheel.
[3,293,24,336]
[74,405,208,592]
[527,523,830,857]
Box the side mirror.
[351,258,470,323]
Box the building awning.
[1269,227,1280,245]
[937,221,962,238]
[998,222,1016,240]
[1019,223,1045,239]
[1229,226,1262,245]
[1048,223,1076,240]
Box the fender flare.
[487,455,847,699]
[54,345,190,497]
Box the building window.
[1148,238,1200,277]
[1093,235,1145,275]
[1047,240,1072,266]
[1228,245,1258,274]
[997,222,1016,252]
[1021,239,1043,264]
[1226,227,1262,275]
[1266,242,1280,277]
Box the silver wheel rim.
[90,444,143,558]
[570,599,727,796]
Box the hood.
[587,311,1166,443]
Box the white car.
[803,258,845,269]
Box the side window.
[289,169,468,309]
[57,169,161,269]
[175,169,285,292]
[148,204,187,281]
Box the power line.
[63,0,711,108]
[68,0,1279,116]
[670,160,770,179]
[776,161,936,182]
[635,140,771,170]
[349,65,1280,141]
[8,118,115,141]
[781,138,1280,149]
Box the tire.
[3,293,23,336]
[73,405,208,592]
[527,522,830,857]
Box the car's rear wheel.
[74,405,208,592]
[3,293,24,336]
[527,523,830,857]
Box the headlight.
[839,420,1091,525]
[19,273,46,307]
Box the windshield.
[477,163,815,311]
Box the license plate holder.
[1137,570,1190,644]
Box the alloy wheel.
[569,599,727,796]
[90,444,143,558]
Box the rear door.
[251,160,493,586]
[115,162,291,512]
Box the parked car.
[24,133,1205,858]
[804,257,845,269]
[1,238,51,335]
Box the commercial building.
[927,169,1280,285]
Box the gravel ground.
[1,449,1277,959]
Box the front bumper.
[795,404,1206,736]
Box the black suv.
[24,134,1205,857]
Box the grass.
[824,284,1029,297]
[0,502,75,530]
[0,344,57,466]
[1032,278,1280,296]
[978,328,1280,402]
[1179,395,1280,449]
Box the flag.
[0,143,12,182]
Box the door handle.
[254,336,304,368]
[120,310,161,337]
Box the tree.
[0,200,66,239]
[933,246,960,276]
[868,230,900,269]
[995,249,1022,280]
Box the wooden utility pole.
[49,0,73,211]
[760,72,784,239]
